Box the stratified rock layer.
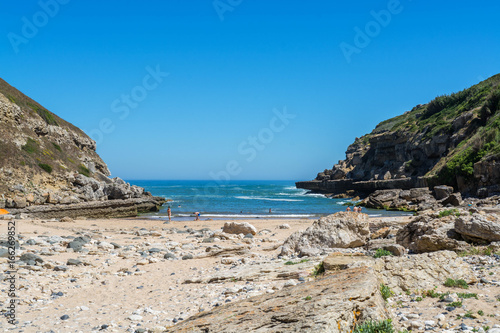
[165,266,388,333]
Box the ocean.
[128,180,410,220]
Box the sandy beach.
[0,216,318,332]
[3,213,500,333]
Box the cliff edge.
[298,74,500,198]
[0,78,164,216]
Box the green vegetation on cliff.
[352,74,500,192]
[0,77,109,194]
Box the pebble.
[128,315,143,321]
[60,315,69,320]
[67,258,83,266]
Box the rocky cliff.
[0,78,164,216]
[298,74,500,197]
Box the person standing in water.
[167,206,172,222]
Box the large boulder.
[13,196,27,209]
[222,222,257,235]
[396,213,468,253]
[281,212,370,257]
[441,192,462,206]
[363,188,437,211]
[455,213,500,242]
[364,189,401,209]
[434,185,454,200]
[104,183,132,200]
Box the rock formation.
[397,210,500,253]
[165,266,389,333]
[297,74,500,198]
[281,212,370,257]
[0,78,164,217]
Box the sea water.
[128,180,410,220]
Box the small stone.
[128,314,143,321]
[278,224,291,229]
[20,253,43,265]
[164,252,176,260]
[244,234,254,239]
[67,259,83,266]
[424,320,436,326]
[60,315,69,320]
[434,314,445,321]
[149,248,161,253]
[0,248,9,258]
[54,265,68,272]
[182,254,193,260]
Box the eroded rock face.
[166,266,388,333]
[281,212,370,257]
[396,214,468,253]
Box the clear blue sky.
[1,0,499,180]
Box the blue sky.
[1,0,499,180]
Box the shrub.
[439,209,460,218]
[353,319,395,333]
[22,138,38,154]
[78,164,91,177]
[285,259,310,265]
[312,262,325,277]
[52,142,62,152]
[380,284,393,301]
[373,248,393,258]
[449,301,463,308]
[457,292,478,299]
[444,278,469,289]
[423,289,440,298]
[28,102,58,126]
[38,163,52,173]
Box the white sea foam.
[177,213,316,218]
[235,196,303,202]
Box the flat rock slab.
[374,250,476,294]
[323,253,373,271]
[168,266,388,333]
[7,197,165,219]
[184,258,322,284]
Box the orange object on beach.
[0,209,9,215]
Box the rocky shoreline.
[2,209,500,332]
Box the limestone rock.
[441,192,462,206]
[222,222,257,235]
[396,214,467,253]
[373,251,476,294]
[455,213,500,242]
[281,212,370,257]
[168,266,388,333]
[434,185,453,200]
